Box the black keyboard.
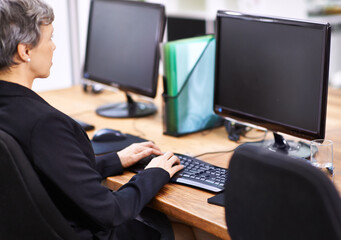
[128,153,229,193]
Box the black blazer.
[0,81,170,239]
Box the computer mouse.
[92,128,126,142]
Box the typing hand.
[145,151,184,178]
[117,142,162,168]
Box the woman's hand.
[117,142,162,168]
[145,151,184,178]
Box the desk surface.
[39,85,341,240]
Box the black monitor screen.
[167,16,206,41]
[83,0,165,98]
[214,11,331,141]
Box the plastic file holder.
[162,35,223,136]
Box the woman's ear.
[17,43,31,63]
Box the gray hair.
[0,0,54,71]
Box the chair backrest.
[0,129,79,240]
[225,144,341,240]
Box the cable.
[238,130,268,144]
[194,130,268,158]
[193,148,236,158]
[132,119,147,138]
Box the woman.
[0,0,185,239]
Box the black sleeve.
[95,152,123,178]
[30,113,170,228]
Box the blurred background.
[35,0,341,91]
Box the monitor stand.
[245,132,311,159]
[96,92,157,118]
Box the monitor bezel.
[83,0,166,98]
[214,11,331,140]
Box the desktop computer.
[83,0,165,118]
[214,11,331,158]
[90,8,331,194]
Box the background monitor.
[167,16,207,41]
[83,0,165,118]
[214,11,331,158]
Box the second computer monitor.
[214,11,331,157]
[167,16,207,41]
[83,0,165,118]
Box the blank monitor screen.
[167,16,206,41]
[214,11,331,145]
[83,0,165,98]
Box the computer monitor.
[167,16,207,41]
[214,11,331,158]
[83,0,165,118]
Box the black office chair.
[0,129,79,240]
[225,144,341,240]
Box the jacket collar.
[0,80,48,105]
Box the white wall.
[32,0,73,91]
[77,0,91,72]
[238,0,307,19]
[146,0,238,19]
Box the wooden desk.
[39,85,341,240]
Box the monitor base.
[96,102,157,118]
[244,132,311,159]
[96,93,157,118]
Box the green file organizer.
[162,35,223,136]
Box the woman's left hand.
[117,141,162,168]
